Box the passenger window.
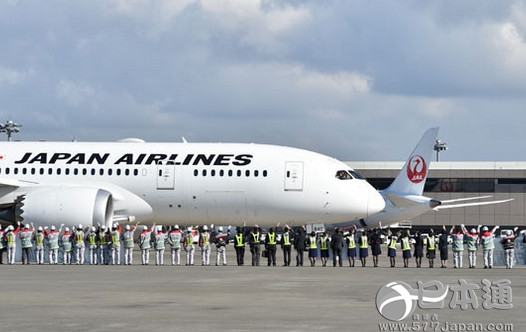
[194,169,198,177]
[263,170,268,177]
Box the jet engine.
[4,187,114,228]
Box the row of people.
[0,222,522,268]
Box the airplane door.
[284,161,304,191]
[157,164,175,190]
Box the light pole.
[434,139,448,161]
[0,120,22,141]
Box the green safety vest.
[75,231,84,244]
[388,236,398,250]
[359,235,368,249]
[111,231,120,246]
[235,233,244,247]
[35,233,44,246]
[309,236,317,249]
[99,232,108,245]
[401,237,410,251]
[185,234,194,248]
[282,232,291,246]
[267,233,276,245]
[320,237,329,250]
[88,233,97,246]
[251,232,260,244]
[427,235,435,250]
[201,232,210,245]
[346,235,356,249]
[7,232,16,245]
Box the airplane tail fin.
[384,127,439,196]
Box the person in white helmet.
[167,224,183,265]
[501,227,519,269]
[481,225,499,269]
[19,223,35,264]
[199,225,212,266]
[110,223,122,265]
[139,224,155,265]
[60,227,74,264]
[44,224,63,264]
[34,226,45,264]
[465,225,481,268]
[98,224,110,265]
[154,225,168,265]
[86,226,98,265]
[183,226,196,265]
[122,222,139,265]
[6,223,21,264]
[73,224,86,265]
[214,226,231,266]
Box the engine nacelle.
[17,187,114,228]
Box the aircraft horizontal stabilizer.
[435,198,514,210]
[440,196,493,204]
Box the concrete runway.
[1,249,524,332]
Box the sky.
[1,0,526,162]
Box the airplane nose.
[367,188,385,216]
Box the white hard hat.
[507,230,513,236]
[471,228,476,233]
[101,225,106,229]
[125,225,131,230]
[78,224,83,229]
[218,226,224,232]
[8,225,13,231]
[65,227,70,232]
[143,225,148,230]
[482,226,488,231]
[203,225,208,231]
[92,227,96,232]
[24,224,29,229]
[157,225,162,231]
[38,226,43,231]
[51,225,56,230]
[113,223,118,229]
[174,224,179,230]
[187,227,192,232]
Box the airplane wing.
[0,178,24,188]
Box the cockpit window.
[349,170,365,180]
[335,170,353,180]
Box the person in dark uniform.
[413,230,424,268]
[345,226,357,267]
[330,227,344,267]
[234,223,247,266]
[265,227,277,266]
[281,225,293,266]
[307,231,318,267]
[294,226,306,266]
[426,228,437,268]
[438,225,449,268]
[369,224,382,267]
[401,230,412,268]
[249,226,261,266]
[387,229,399,268]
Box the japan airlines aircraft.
[338,127,513,229]
[0,139,385,229]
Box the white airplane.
[338,127,513,229]
[0,139,385,228]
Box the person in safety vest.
[139,223,155,265]
[426,228,437,268]
[122,222,139,265]
[73,224,86,265]
[44,224,63,265]
[60,227,74,264]
[98,224,110,265]
[199,225,212,266]
[154,225,168,266]
[265,227,278,266]
[34,226,45,264]
[214,226,230,266]
[481,225,499,269]
[6,223,20,264]
[450,224,465,268]
[86,226,99,265]
[109,223,122,265]
[168,224,183,266]
[233,223,246,266]
[400,230,412,268]
[249,225,262,266]
[345,225,357,267]
[19,223,35,264]
[386,229,399,268]
[501,227,519,269]
[281,225,293,266]
[307,231,318,267]
[465,225,481,269]
[358,230,368,267]
[318,231,330,267]
[183,226,196,266]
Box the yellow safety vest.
[251,232,260,243]
[201,232,210,245]
[111,231,120,246]
[282,232,291,246]
[235,233,244,247]
[267,233,276,245]
[35,233,44,246]
[401,237,410,251]
[88,233,97,246]
[388,236,398,250]
[347,235,356,249]
[359,235,368,249]
[7,232,16,245]
[320,237,329,250]
[427,235,435,250]
[309,236,317,249]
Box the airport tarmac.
[0,248,524,332]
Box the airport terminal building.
[347,161,525,228]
